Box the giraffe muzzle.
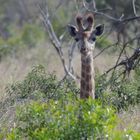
[80,47,88,54]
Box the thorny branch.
[104,35,140,75]
[105,46,140,75]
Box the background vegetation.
[0,0,140,139]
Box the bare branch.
[108,47,140,74]
[82,1,140,22]
[132,0,137,16]
[83,3,119,21]
[68,41,76,72]
[93,42,118,59]
[92,0,97,11]
[104,36,140,75]
[122,15,140,22]
[38,4,76,80]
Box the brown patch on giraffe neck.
[80,54,95,99]
[81,53,92,63]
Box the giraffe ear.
[67,24,77,37]
[95,24,104,36]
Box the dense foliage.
[5,99,140,140]
[96,73,140,111]
[0,0,140,139]
[5,98,140,140]
[6,65,79,102]
[0,66,139,139]
[6,99,116,139]
[0,24,45,60]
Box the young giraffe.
[68,14,104,99]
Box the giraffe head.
[68,14,104,55]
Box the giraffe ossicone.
[68,13,104,99]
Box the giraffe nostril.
[81,47,87,53]
[83,48,86,51]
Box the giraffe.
[68,14,104,99]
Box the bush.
[6,99,117,140]
[6,65,79,102]
[0,65,79,139]
[21,24,45,48]
[6,99,140,140]
[0,23,45,60]
[96,73,140,111]
[96,37,111,49]
[0,35,22,60]
[1,66,140,139]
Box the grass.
[0,42,116,96]
[0,43,61,97]
[117,105,140,132]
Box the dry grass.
[0,43,117,97]
[0,43,63,98]
[117,105,140,132]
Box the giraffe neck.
[80,52,95,99]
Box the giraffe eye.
[89,37,96,43]
[92,37,96,41]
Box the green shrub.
[2,66,140,139]
[6,65,79,102]
[6,98,140,140]
[96,74,140,111]
[0,35,22,60]
[21,24,45,48]
[0,23,45,60]
[6,99,117,140]
[96,37,111,49]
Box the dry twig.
[38,4,76,80]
